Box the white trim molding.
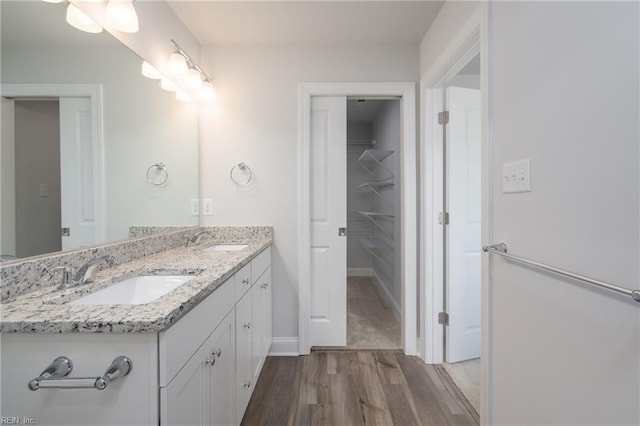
[0,83,106,245]
[268,338,299,357]
[298,82,417,356]
[418,2,491,424]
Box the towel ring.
[146,162,168,186]
[230,162,253,186]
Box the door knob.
[338,227,347,237]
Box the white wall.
[488,2,639,424]
[199,44,419,340]
[2,45,199,243]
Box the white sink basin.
[69,275,194,305]
[205,244,248,252]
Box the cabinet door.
[235,291,252,425]
[261,267,272,362]
[251,267,272,383]
[207,313,236,426]
[161,340,209,426]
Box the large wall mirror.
[0,1,199,261]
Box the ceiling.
[168,1,445,46]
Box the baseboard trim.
[347,267,373,277]
[268,337,299,356]
[372,271,401,321]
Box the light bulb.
[160,78,177,92]
[181,68,203,91]
[141,61,163,80]
[105,0,139,33]
[166,53,188,78]
[66,3,103,33]
[199,81,215,101]
[176,90,194,103]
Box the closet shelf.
[359,237,394,266]
[357,149,393,163]
[358,179,394,190]
[358,211,394,218]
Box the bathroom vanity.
[0,227,272,426]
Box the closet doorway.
[346,98,401,350]
[298,82,417,356]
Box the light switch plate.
[189,199,199,216]
[502,159,531,193]
[202,199,213,216]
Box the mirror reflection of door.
[0,96,95,259]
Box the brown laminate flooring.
[241,351,479,426]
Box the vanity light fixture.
[66,3,103,34]
[181,67,203,91]
[199,80,215,101]
[141,61,163,79]
[175,90,194,103]
[105,0,139,33]
[160,78,178,92]
[166,52,189,78]
[41,0,65,3]
[140,39,214,103]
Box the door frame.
[419,2,492,422]
[1,83,106,245]
[298,82,417,356]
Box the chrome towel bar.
[482,242,640,303]
[28,356,132,391]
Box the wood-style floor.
[241,351,479,426]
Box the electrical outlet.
[502,159,531,193]
[202,199,213,216]
[189,199,199,216]
[40,183,49,198]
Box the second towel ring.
[230,162,253,186]
[147,162,169,186]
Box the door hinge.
[438,312,449,326]
[438,111,449,125]
[438,212,449,225]
[61,227,70,237]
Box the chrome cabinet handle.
[242,278,250,285]
[243,322,251,329]
[243,381,251,388]
[261,282,268,289]
[205,348,222,367]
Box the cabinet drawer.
[159,278,234,387]
[234,263,252,303]
[251,247,271,284]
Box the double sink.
[66,244,249,306]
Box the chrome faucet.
[186,231,208,248]
[54,255,116,290]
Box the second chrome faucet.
[55,255,116,290]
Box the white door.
[59,97,96,250]
[445,86,482,363]
[309,96,347,347]
[1,98,16,256]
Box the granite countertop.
[0,235,272,334]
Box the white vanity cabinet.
[160,311,235,426]
[0,246,272,426]
[158,275,237,426]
